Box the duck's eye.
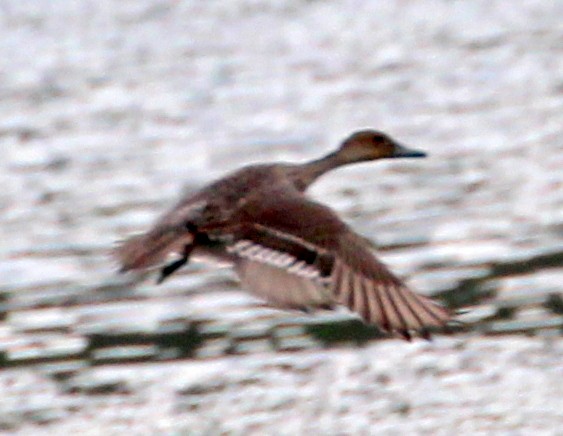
[372,134,386,144]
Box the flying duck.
[115,130,450,340]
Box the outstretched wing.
[206,192,450,339]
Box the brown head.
[335,130,426,163]
[288,129,427,191]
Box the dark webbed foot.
[157,244,194,284]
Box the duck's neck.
[289,151,347,191]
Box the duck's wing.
[204,193,450,340]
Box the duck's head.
[336,130,426,163]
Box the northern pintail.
[115,130,450,340]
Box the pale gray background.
[0,0,562,434]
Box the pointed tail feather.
[114,228,194,273]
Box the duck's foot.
[157,244,194,284]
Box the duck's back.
[115,163,299,272]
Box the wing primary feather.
[373,282,391,333]
[393,286,427,332]
[346,273,356,311]
[352,274,368,321]
[338,267,355,309]
[358,276,372,322]
[409,293,449,327]
[332,262,345,299]
[366,280,384,327]
[379,282,404,333]
[383,281,411,336]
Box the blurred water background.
[0,0,562,434]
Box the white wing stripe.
[229,240,322,280]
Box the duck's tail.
[113,227,194,273]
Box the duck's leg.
[157,244,195,284]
